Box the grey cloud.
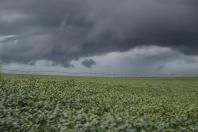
[0,0,197,66]
[85,46,198,75]
[3,46,198,75]
[81,59,96,68]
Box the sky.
[0,0,198,75]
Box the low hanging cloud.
[81,59,96,68]
[72,46,198,75]
[0,0,198,67]
[3,46,198,75]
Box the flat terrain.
[0,75,198,131]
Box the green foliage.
[0,76,198,131]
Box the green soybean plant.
[0,75,198,131]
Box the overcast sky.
[0,0,198,75]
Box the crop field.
[0,75,198,131]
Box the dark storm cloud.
[81,59,96,68]
[0,0,198,66]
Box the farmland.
[0,75,198,131]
